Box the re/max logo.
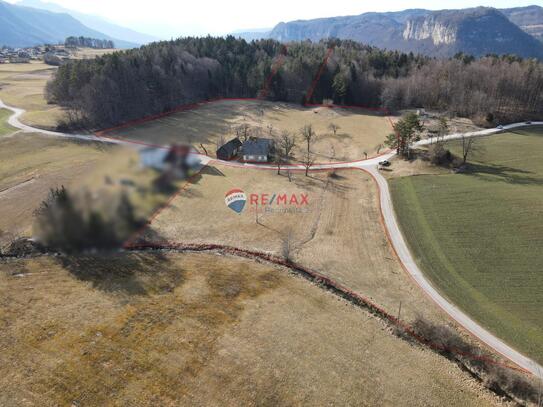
[249,193,309,206]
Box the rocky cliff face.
[403,17,457,45]
[268,6,543,59]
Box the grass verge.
[0,108,15,136]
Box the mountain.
[0,0,137,48]
[269,6,543,59]
[230,28,271,42]
[501,5,543,42]
[17,0,159,45]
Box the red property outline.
[95,99,395,166]
[304,46,335,105]
[258,44,288,100]
[94,45,532,378]
[122,165,530,377]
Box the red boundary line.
[95,98,396,166]
[127,241,529,378]
[92,44,532,377]
[304,47,335,105]
[258,45,288,100]
[121,163,530,376]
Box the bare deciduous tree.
[266,124,274,137]
[303,151,315,177]
[460,135,478,165]
[328,122,340,136]
[273,151,284,175]
[300,124,316,155]
[437,116,449,143]
[281,229,295,262]
[236,123,251,142]
[279,130,296,161]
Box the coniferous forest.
[46,36,543,129]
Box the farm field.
[107,99,391,163]
[0,61,63,130]
[390,127,543,364]
[0,108,15,136]
[142,165,450,324]
[70,47,117,59]
[0,134,176,244]
[0,252,502,406]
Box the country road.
[2,97,542,376]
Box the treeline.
[382,54,543,123]
[46,36,543,129]
[65,36,114,49]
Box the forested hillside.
[46,37,543,129]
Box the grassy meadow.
[390,127,543,364]
[108,99,391,162]
[0,61,64,129]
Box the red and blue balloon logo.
[224,189,246,214]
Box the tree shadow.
[466,163,543,186]
[56,250,184,296]
[200,166,226,177]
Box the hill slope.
[17,0,158,45]
[0,0,136,48]
[501,5,543,42]
[269,7,543,59]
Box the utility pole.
[397,301,402,322]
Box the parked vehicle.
[379,160,391,167]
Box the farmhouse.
[241,138,275,162]
[216,137,242,160]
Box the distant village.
[0,37,114,65]
[1,44,75,65]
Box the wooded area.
[46,37,543,129]
[65,36,115,49]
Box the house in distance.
[216,137,242,160]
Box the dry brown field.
[108,99,391,163]
[141,165,452,324]
[0,252,504,406]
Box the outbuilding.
[216,137,242,160]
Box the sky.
[10,0,543,39]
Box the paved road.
[2,97,542,376]
[0,99,121,144]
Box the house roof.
[217,137,242,156]
[242,138,274,156]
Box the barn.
[216,138,242,160]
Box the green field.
[0,109,15,136]
[390,127,543,364]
